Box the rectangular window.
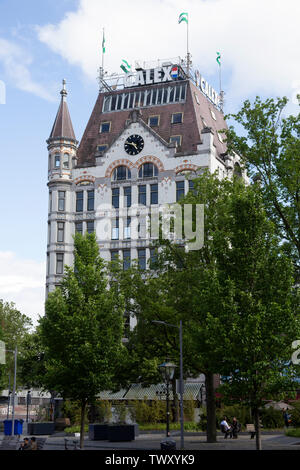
[57,222,65,243]
[56,253,64,275]
[87,190,94,211]
[124,217,131,239]
[138,248,146,270]
[87,221,94,234]
[100,121,111,133]
[75,222,83,234]
[123,249,131,271]
[49,192,52,212]
[58,191,65,211]
[189,180,196,194]
[97,145,108,153]
[138,185,147,205]
[111,250,119,261]
[170,135,182,147]
[148,115,159,127]
[176,181,185,202]
[171,112,183,124]
[76,191,84,212]
[150,247,158,269]
[112,187,120,209]
[124,186,131,208]
[55,155,60,168]
[112,218,119,240]
[150,184,158,205]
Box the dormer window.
[100,121,111,133]
[170,135,182,147]
[97,145,108,153]
[148,115,160,127]
[171,112,183,124]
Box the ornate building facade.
[46,63,244,320]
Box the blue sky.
[0,0,299,323]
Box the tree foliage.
[39,233,125,448]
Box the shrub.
[183,395,195,422]
[114,402,127,424]
[260,407,284,429]
[94,401,112,423]
[61,400,82,425]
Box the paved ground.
[2,431,299,451]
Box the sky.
[0,0,299,325]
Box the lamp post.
[26,391,31,423]
[159,361,176,438]
[153,320,184,449]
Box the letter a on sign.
[0,341,5,364]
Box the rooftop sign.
[124,65,185,88]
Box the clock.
[124,134,144,155]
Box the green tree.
[225,96,300,272]
[0,300,32,389]
[214,184,300,449]
[39,233,125,448]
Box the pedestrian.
[231,417,241,439]
[19,437,31,450]
[220,416,232,439]
[283,409,291,427]
[30,437,38,450]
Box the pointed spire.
[48,79,76,141]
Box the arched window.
[54,155,60,168]
[138,162,158,178]
[112,165,131,181]
[63,153,69,169]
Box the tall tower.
[46,80,78,295]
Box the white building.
[46,61,244,314]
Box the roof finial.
[60,79,67,100]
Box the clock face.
[124,134,144,155]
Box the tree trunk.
[172,378,179,423]
[80,400,87,449]
[253,407,262,450]
[205,372,217,443]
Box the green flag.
[216,51,221,66]
[0,340,5,364]
[120,59,131,74]
[178,12,188,24]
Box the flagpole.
[187,19,190,77]
[102,27,105,72]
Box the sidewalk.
[2,431,298,451]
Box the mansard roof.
[48,80,76,142]
[76,79,228,166]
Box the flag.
[171,66,178,78]
[120,59,131,74]
[102,33,106,54]
[178,12,188,24]
[216,51,221,66]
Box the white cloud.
[36,0,300,108]
[0,252,45,326]
[0,37,55,101]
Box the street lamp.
[152,320,184,449]
[159,361,176,438]
[26,391,32,423]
